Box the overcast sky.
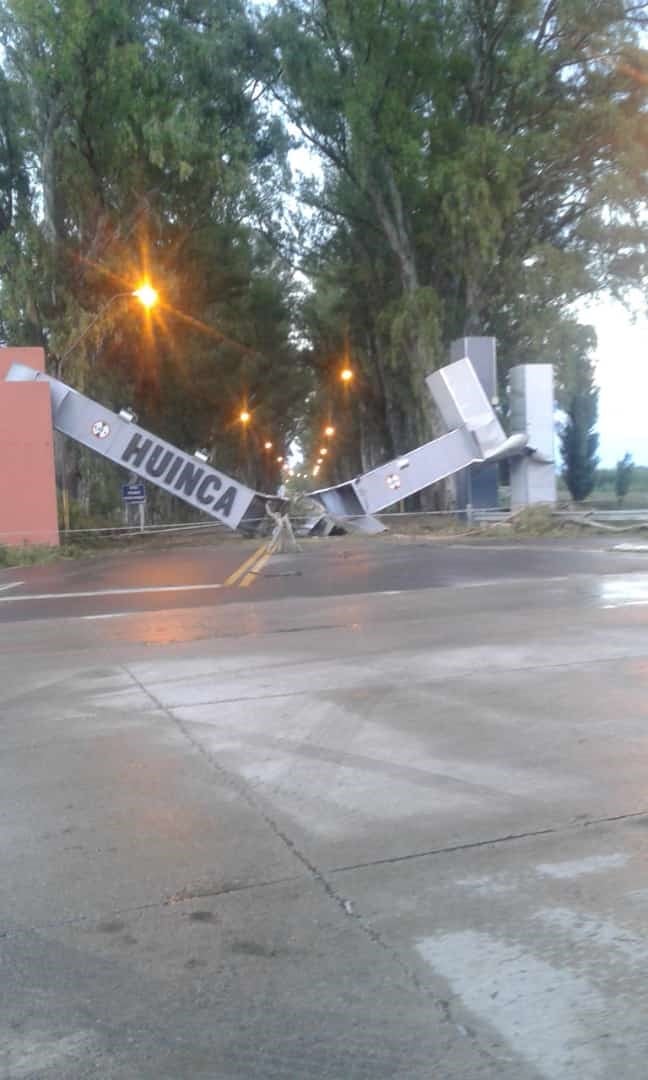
[586,296,647,468]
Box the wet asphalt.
[3,534,648,1077]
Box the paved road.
[2,532,648,622]
[2,535,648,1077]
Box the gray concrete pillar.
[509,364,557,507]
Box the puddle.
[599,577,648,608]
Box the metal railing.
[5,503,648,548]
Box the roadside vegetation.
[2,1,648,519]
[558,466,648,511]
[0,543,83,567]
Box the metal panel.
[342,515,387,535]
[449,337,497,403]
[310,481,368,518]
[449,338,499,513]
[354,427,481,514]
[426,358,505,456]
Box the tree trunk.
[367,165,420,295]
[365,162,450,508]
[41,104,62,248]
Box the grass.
[0,542,87,568]
[483,505,582,538]
[0,523,240,569]
[376,504,608,541]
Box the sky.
[585,295,648,468]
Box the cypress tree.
[560,372,599,503]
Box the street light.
[340,367,353,383]
[319,447,328,456]
[132,282,158,309]
[61,283,159,362]
[324,425,335,437]
[239,409,251,424]
[58,281,159,531]
[264,440,273,450]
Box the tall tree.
[560,361,599,502]
[615,452,635,505]
[264,0,648,477]
[0,0,306,507]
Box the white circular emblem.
[92,420,111,439]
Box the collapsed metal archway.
[5,355,553,535]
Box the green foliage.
[615,452,635,504]
[2,0,648,506]
[596,465,648,493]
[560,364,600,502]
[263,0,648,471]
[0,0,305,502]
[0,542,81,566]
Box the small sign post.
[121,480,146,531]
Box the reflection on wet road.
[599,577,648,608]
[4,534,648,1077]
[2,535,648,626]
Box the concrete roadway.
[2,534,648,1077]
[2,531,648,621]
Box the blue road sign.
[121,482,146,503]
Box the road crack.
[120,662,470,1039]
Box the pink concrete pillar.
[0,347,60,546]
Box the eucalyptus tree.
[0,0,306,502]
[265,0,648,469]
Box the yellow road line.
[239,546,274,588]
[224,541,268,587]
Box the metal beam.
[5,363,268,532]
[310,357,530,531]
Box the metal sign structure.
[4,352,555,536]
[309,356,549,530]
[5,364,269,532]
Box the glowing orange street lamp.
[59,280,159,532]
[132,282,159,309]
[319,447,328,456]
[276,455,284,463]
[239,409,251,424]
[62,283,159,363]
[264,440,273,450]
[340,367,353,383]
[324,425,335,437]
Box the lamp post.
[58,283,158,531]
[59,284,158,367]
